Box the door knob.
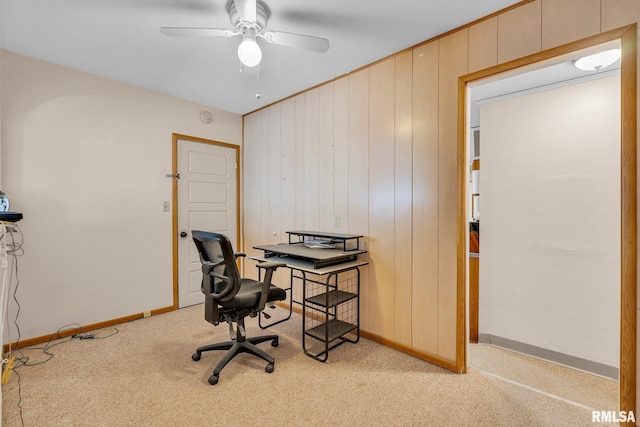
[180,231,188,238]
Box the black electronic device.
[0,212,23,223]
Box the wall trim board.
[360,330,458,372]
[262,297,458,371]
[457,24,637,418]
[259,300,460,371]
[242,1,535,117]
[619,24,638,424]
[456,75,468,374]
[1,305,175,354]
[170,133,241,310]
[478,334,619,380]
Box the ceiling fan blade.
[160,27,238,37]
[262,31,330,53]
[233,0,257,23]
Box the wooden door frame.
[171,133,241,309]
[456,25,637,417]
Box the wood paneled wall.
[242,0,639,372]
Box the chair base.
[193,334,279,385]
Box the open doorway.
[457,25,637,416]
[467,41,620,411]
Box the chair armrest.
[255,261,286,311]
[235,252,246,259]
[201,262,235,300]
[256,261,286,270]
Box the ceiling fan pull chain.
[255,65,261,100]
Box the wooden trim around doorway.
[456,25,637,418]
[171,133,241,310]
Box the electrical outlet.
[162,201,170,212]
[334,216,340,228]
[143,311,151,318]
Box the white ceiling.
[469,40,621,127]
[0,0,522,115]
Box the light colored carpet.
[2,305,617,426]
[468,343,618,412]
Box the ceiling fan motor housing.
[227,0,270,31]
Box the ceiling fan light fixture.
[574,48,621,71]
[238,34,262,67]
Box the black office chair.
[191,230,286,385]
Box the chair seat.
[219,278,287,310]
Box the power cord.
[12,325,119,369]
[72,333,95,340]
[1,222,24,426]
[5,325,119,427]
[0,223,120,427]
[2,223,24,352]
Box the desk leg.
[301,271,324,361]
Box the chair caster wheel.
[192,352,201,361]
[271,338,279,347]
[208,375,219,385]
[265,363,274,374]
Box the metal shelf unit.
[301,266,361,362]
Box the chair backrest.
[191,230,242,303]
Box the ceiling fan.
[160,0,330,68]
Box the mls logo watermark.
[592,410,635,423]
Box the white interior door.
[177,138,238,308]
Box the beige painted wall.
[242,0,640,408]
[0,50,242,341]
[480,75,621,369]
